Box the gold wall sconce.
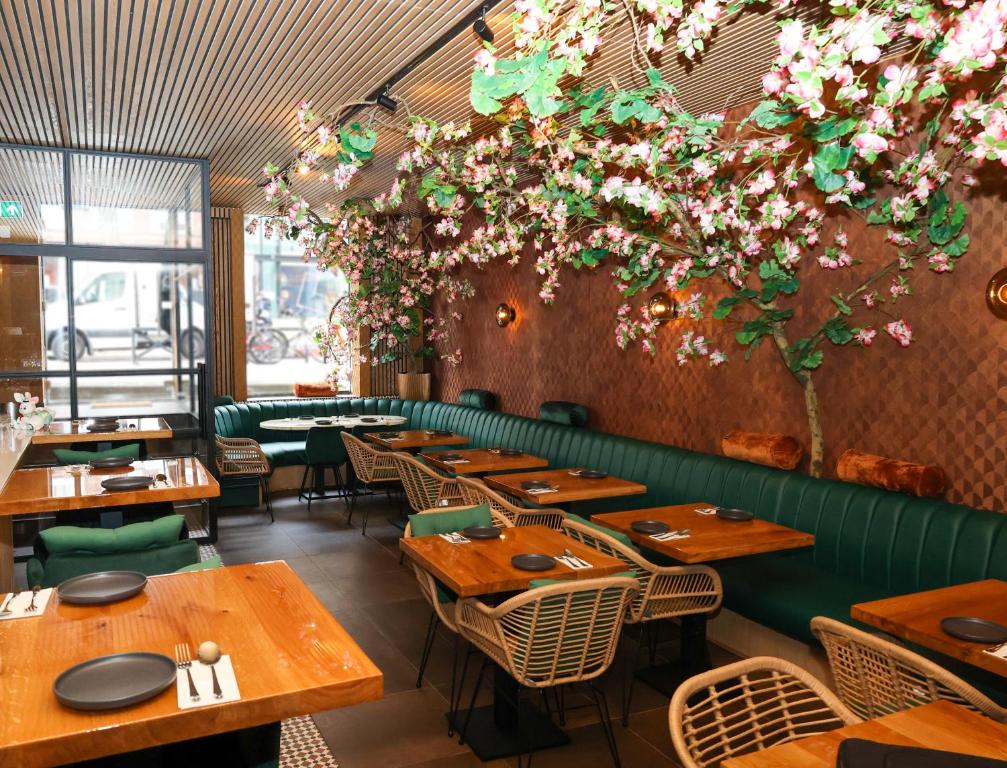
[988,269,1007,320]
[495,303,516,327]
[647,291,677,325]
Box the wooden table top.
[591,503,815,563]
[30,417,172,445]
[399,524,628,598]
[0,457,220,516]
[722,701,1007,767]
[852,579,1007,677]
[0,561,383,767]
[485,468,646,506]
[422,448,549,475]
[365,429,469,450]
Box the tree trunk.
[770,326,825,477]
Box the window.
[243,215,350,397]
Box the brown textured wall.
[433,182,1007,512]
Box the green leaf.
[831,294,853,316]
[712,297,739,320]
[746,100,798,129]
[811,142,855,193]
[804,116,858,141]
[928,199,966,245]
[801,350,824,369]
[823,318,854,345]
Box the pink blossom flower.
[885,319,913,347]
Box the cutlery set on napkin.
[695,508,718,516]
[437,454,470,465]
[0,587,53,620]
[983,642,1007,661]
[556,550,592,569]
[175,654,241,709]
[521,480,558,495]
[439,532,470,544]
[650,529,691,541]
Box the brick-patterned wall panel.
[433,182,1007,511]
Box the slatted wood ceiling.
[0,0,822,215]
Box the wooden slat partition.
[210,207,246,400]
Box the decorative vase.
[397,372,431,401]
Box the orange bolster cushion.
[836,449,948,498]
[292,381,335,398]
[721,430,803,470]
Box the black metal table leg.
[635,614,712,696]
[448,662,569,761]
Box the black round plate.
[512,554,556,572]
[53,652,175,711]
[940,616,1007,644]
[631,520,670,535]
[87,423,120,433]
[360,417,377,423]
[499,448,523,457]
[427,429,452,436]
[521,480,552,491]
[716,507,754,522]
[344,412,361,418]
[57,571,148,605]
[439,453,463,461]
[377,431,401,439]
[578,470,607,480]
[315,419,333,425]
[89,456,134,469]
[464,526,501,540]
[100,475,154,491]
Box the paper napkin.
[526,487,558,495]
[0,588,54,620]
[983,644,1007,661]
[695,508,718,516]
[649,532,691,541]
[176,655,241,709]
[556,555,592,570]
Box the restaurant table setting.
[521,480,558,495]
[0,586,53,619]
[435,452,469,465]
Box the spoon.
[155,473,168,488]
[0,590,20,615]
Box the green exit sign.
[0,201,22,219]
[0,201,23,219]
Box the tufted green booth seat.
[215,399,1007,656]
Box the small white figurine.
[13,392,52,435]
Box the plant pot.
[398,372,431,401]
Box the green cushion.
[53,443,141,465]
[260,441,307,467]
[408,502,493,537]
[567,514,637,551]
[40,515,185,555]
[27,540,199,588]
[459,389,496,410]
[529,569,636,590]
[538,401,588,427]
[175,555,223,573]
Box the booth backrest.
[215,398,1007,597]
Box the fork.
[174,643,200,702]
[25,585,41,613]
[562,548,589,568]
[0,590,19,615]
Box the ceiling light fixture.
[376,91,398,112]
[473,9,494,42]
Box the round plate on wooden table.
[57,571,148,605]
[464,526,501,540]
[512,554,556,571]
[716,507,755,522]
[577,470,608,480]
[53,652,176,711]
[86,423,120,433]
[499,448,523,457]
[631,520,670,535]
[940,616,1007,644]
[88,456,134,469]
[100,475,154,492]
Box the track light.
[376,92,398,112]
[473,14,494,43]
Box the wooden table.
[722,701,1007,767]
[260,415,407,431]
[30,417,172,445]
[399,524,626,598]
[422,448,548,476]
[852,580,1007,677]
[401,524,626,761]
[485,468,646,507]
[591,503,815,563]
[0,561,382,767]
[0,457,220,591]
[365,429,469,451]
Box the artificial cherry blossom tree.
[260,0,1007,475]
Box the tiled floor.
[216,494,740,768]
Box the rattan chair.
[456,476,566,529]
[403,506,513,733]
[341,431,401,534]
[215,436,273,521]
[392,452,465,512]
[811,616,1007,722]
[456,575,639,766]
[669,656,859,768]
[561,517,722,725]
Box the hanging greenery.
[255,0,1007,474]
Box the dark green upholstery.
[408,502,492,537]
[215,397,1007,657]
[27,515,198,587]
[53,442,141,465]
[306,427,347,466]
[539,400,588,427]
[459,388,496,410]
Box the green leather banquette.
[215,398,1007,652]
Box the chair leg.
[261,476,274,523]
[589,680,621,768]
[298,466,309,503]
[416,610,438,689]
[458,656,489,746]
[621,625,646,726]
[449,638,472,737]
